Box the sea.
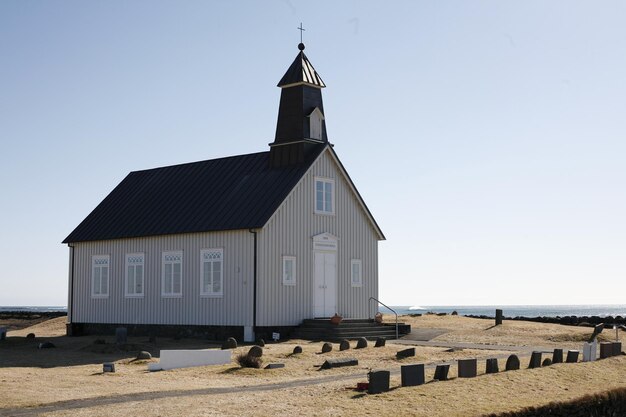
[2,305,625,318]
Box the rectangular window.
[315,177,335,214]
[282,256,296,286]
[125,253,144,297]
[200,249,223,297]
[162,251,182,297]
[351,259,362,287]
[92,255,110,297]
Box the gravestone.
[0,327,6,341]
[136,351,152,360]
[368,370,390,394]
[458,358,477,378]
[505,354,520,371]
[103,362,115,373]
[264,363,285,369]
[38,342,55,349]
[321,342,333,353]
[495,309,503,326]
[256,338,265,347]
[433,364,449,381]
[566,350,579,363]
[600,342,613,359]
[115,327,127,345]
[528,351,542,369]
[583,341,597,362]
[248,345,263,358]
[339,339,350,351]
[401,364,425,387]
[542,358,552,367]
[396,348,415,359]
[26,333,35,339]
[485,358,499,374]
[320,358,358,369]
[355,337,368,349]
[552,348,563,364]
[613,342,622,356]
[374,337,386,347]
[292,346,302,354]
[221,337,237,350]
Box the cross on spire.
[297,23,305,44]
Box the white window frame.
[161,251,183,298]
[314,177,335,215]
[351,259,362,288]
[91,255,110,298]
[282,256,296,286]
[125,253,145,298]
[200,248,224,297]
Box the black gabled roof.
[63,145,326,243]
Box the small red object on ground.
[356,382,369,391]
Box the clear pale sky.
[1,1,624,307]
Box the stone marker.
[374,337,386,347]
[486,358,499,374]
[368,370,390,394]
[589,323,604,342]
[458,358,477,378]
[38,342,55,349]
[401,364,425,387]
[0,327,6,341]
[542,358,552,367]
[320,358,358,369]
[495,309,503,326]
[600,342,613,359]
[339,339,350,351]
[613,342,622,356]
[505,354,520,371]
[264,363,285,369]
[321,342,333,353]
[583,341,597,362]
[433,364,449,381]
[221,337,237,350]
[136,351,152,360]
[552,348,563,364]
[248,345,263,358]
[103,362,115,373]
[26,333,35,339]
[566,350,579,363]
[292,345,302,354]
[355,337,368,349]
[115,327,127,345]
[256,338,265,347]
[528,351,542,369]
[396,347,415,359]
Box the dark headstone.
[355,337,368,349]
[486,358,499,374]
[542,358,552,367]
[552,348,563,364]
[458,358,477,378]
[136,351,152,360]
[368,370,390,394]
[221,337,237,350]
[256,338,265,347]
[566,350,579,363]
[589,323,604,342]
[26,333,35,339]
[292,345,302,354]
[115,327,127,345]
[320,358,358,369]
[248,345,263,358]
[505,354,520,371]
[613,342,622,356]
[374,337,386,347]
[103,362,115,373]
[528,351,542,369]
[38,342,55,349]
[321,342,333,353]
[401,364,425,387]
[600,342,613,359]
[433,364,449,381]
[396,348,415,359]
[0,327,6,341]
[264,363,285,369]
[495,309,503,326]
[339,339,350,351]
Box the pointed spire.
[277,44,326,89]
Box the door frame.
[312,233,339,318]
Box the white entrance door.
[313,251,337,317]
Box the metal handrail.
[369,296,398,340]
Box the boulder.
[221,337,237,350]
[321,342,333,353]
[248,345,263,358]
[339,339,350,351]
[505,354,520,371]
[355,337,368,349]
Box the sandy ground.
[1,315,624,417]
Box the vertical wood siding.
[71,230,253,326]
[257,149,380,326]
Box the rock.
[451,310,458,315]
[542,358,552,367]
[321,342,333,353]
[374,337,386,347]
[221,337,237,350]
[396,348,415,359]
[136,351,152,360]
[320,358,358,369]
[486,358,499,374]
[256,338,265,347]
[292,346,302,354]
[528,351,542,369]
[26,333,35,339]
[505,354,520,371]
[436,312,447,316]
[248,345,263,358]
[339,339,350,351]
[38,342,55,349]
[355,337,368,349]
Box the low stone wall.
[484,387,626,417]
[465,314,626,327]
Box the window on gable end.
[351,259,362,288]
[315,177,335,215]
[282,256,296,286]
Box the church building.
[63,43,385,341]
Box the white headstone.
[582,341,597,362]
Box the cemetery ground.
[0,315,624,416]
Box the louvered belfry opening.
[270,44,328,168]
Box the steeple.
[270,43,329,168]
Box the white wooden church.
[63,43,385,341]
